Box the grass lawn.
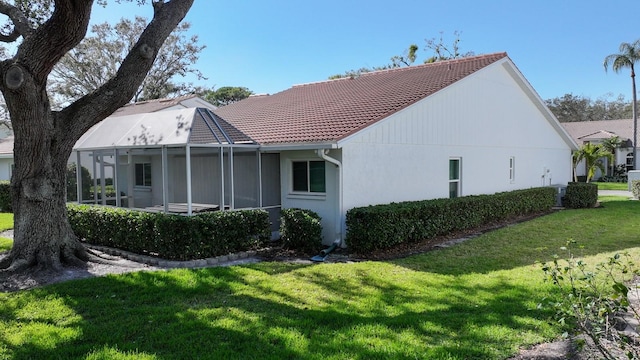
[596,181,629,191]
[1,200,639,359]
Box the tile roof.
[562,119,639,145]
[214,52,508,145]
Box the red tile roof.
[215,52,508,145]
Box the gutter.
[316,149,344,247]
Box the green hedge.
[280,208,323,253]
[345,187,555,253]
[67,204,271,260]
[0,180,10,212]
[564,182,598,208]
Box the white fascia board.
[500,59,579,151]
[259,142,338,151]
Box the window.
[135,163,152,187]
[509,156,515,183]
[292,160,325,193]
[449,158,461,198]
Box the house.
[73,53,577,245]
[0,123,13,181]
[562,119,638,179]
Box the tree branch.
[0,1,34,42]
[12,0,92,84]
[58,0,194,142]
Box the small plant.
[540,241,640,359]
[564,182,598,208]
[632,180,640,200]
[0,180,10,212]
[280,208,322,253]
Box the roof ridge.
[359,52,508,77]
[292,52,508,88]
[123,94,197,107]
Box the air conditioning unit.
[548,184,567,207]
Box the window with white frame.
[509,156,515,183]
[449,158,461,198]
[292,160,325,193]
[135,163,152,187]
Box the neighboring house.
[73,52,577,245]
[0,123,13,181]
[562,119,638,179]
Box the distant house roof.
[562,119,638,145]
[214,52,509,145]
[74,108,255,151]
[111,94,216,117]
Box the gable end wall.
[340,60,572,211]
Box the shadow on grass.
[1,264,558,360]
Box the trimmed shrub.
[564,182,598,208]
[632,180,640,200]
[0,180,10,212]
[346,187,555,253]
[67,204,271,260]
[66,163,92,202]
[280,208,323,253]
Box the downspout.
[316,149,343,247]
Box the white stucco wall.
[0,157,12,181]
[333,60,574,242]
[277,62,574,245]
[280,150,340,244]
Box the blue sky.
[92,0,640,101]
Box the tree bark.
[0,0,195,273]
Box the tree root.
[0,252,12,269]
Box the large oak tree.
[0,0,194,273]
[49,15,205,106]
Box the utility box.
[628,170,640,194]
[549,184,567,207]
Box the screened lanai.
[71,107,281,233]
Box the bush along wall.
[67,204,271,261]
[564,182,598,208]
[0,180,10,212]
[345,187,556,253]
[632,180,640,200]
[280,208,323,253]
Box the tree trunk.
[632,72,637,171]
[0,72,86,272]
[0,0,195,274]
[6,159,87,272]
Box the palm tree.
[604,40,640,171]
[572,143,614,183]
[601,135,623,176]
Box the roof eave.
[259,142,338,151]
